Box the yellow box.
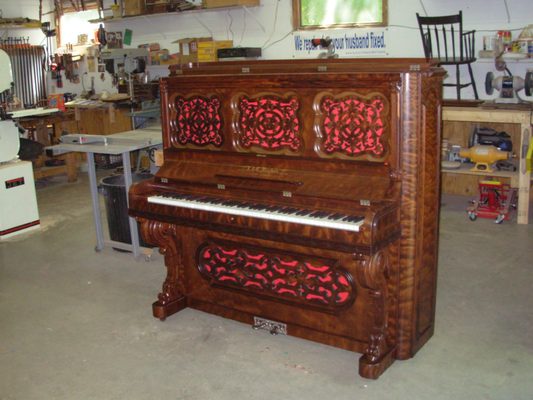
[197,40,234,62]
[215,40,234,50]
[197,49,216,62]
[203,0,259,8]
[174,37,212,64]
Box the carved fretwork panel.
[197,241,356,311]
[234,93,303,154]
[315,92,390,161]
[169,95,223,148]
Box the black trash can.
[99,173,153,249]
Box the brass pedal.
[252,317,287,336]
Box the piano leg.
[138,218,188,320]
[153,296,187,321]
[355,250,398,379]
[358,334,396,379]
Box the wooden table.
[15,110,80,182]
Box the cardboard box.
[124,0,146,16]
[174,37,212,64]
[160,53,181,65]
[197,40,233,62]
[149,49,170,65]
[138,43,161,51]
[203,0,260,8]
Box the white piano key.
[147,195,363,232]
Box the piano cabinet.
[129,58,445,379]
[137,217,400,379]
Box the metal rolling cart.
[467,178,518,223]
[48,125,162,258]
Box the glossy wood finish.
[129,59,445,379]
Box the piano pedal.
[252,316,287,336]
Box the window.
[59,10,100,46]
[55,0,100,14]
[293,0,387,29]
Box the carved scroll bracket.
[354,250,396,379]
[138,218,187,319]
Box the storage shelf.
[89,4,257,24]
[441,163,517,180]
[477,56,532,63]
[0,22,42,29]
[442,105,532,224]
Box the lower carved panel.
[197,241,356,311]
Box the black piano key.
[283,207,299,214]
[279,207,294,214]
[309,211,328,218]
[344,215,364,223]
[296,209,311,216]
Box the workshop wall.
[1,0,532,100]
[0,0,54,43]
[101,0,533,100]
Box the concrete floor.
[1,172,532,400]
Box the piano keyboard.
[147,194,364,232]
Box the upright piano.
[129,59,444,379]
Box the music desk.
[49,126,162,258]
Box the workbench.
[13,109,80,182]
[49,126,163,258]
[442,104,532,224]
